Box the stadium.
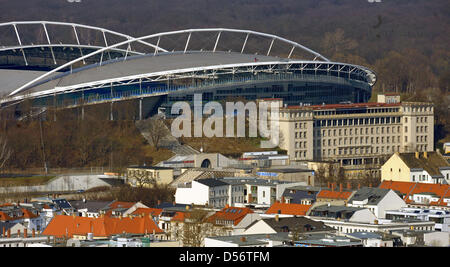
[0,21,377,119]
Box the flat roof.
[20,51,286,95]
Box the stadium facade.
[0,21,376,119]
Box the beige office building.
[274,97,434,167]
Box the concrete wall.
[0,174,120,194]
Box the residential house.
[100,201,149,217]
[265,202,312,216]
[381,151,450,184]
[127,166,174,187]
[206,206,260,236]
[204,233,290,247]
[42,214,165,240]
[346,187,407,219]
[385,207,450,232]
[309,205,435,234]
[293,233,363,247]
[175,178,245,208]
[70,200,113,218]
[379,180,450,210]
[0,204,44,232]
[242,216,334,237]
[280,185,321,205]
[344,231,402,247]
[315,183,355,206]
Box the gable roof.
[131,208,163,217]
[397,152,450,176]
[348,187,391,205]
[317,189,353,200]
[309,205,365,220]
[196,178,229,187]
[380,181,450,206]
[0,211,13,221]
[261,217,333,234]
[69,200,113,213]
[265,203,312,216]
[207,207,254,226]
[42,215,164,238]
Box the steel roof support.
[267,38,275,56]
[288,45,295,59]
[184,32,192,54]
[42,23,57,65]
[12,24,28,66]
[241,33,249,54]
[213,32,221,53]
[72,26,86,65]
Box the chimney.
[415,151,419,159]
[24,229,28,238]
[340,183,343,192]
[424,151,428,159]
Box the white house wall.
[377,190,407,219]
[242,220,277,235]
[349,209,377,224]
[175,182,209,206]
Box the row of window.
[315,117,401,127]
[405,116,429,124]
[416,135,428,143]
[404,106,432,113]
[319,145,402,157]
[316,126,402,138]
[318,135,402,147]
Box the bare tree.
[181,208,213,247]
[136,115,169,151]
[0,135,12,171]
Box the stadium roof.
[0,23,377,104]
[22,51,286,94]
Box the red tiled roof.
[317,190,353,200]
[0,208,39,221]
[42,215,164,238]
[171,212,187,222]
[208,207,254,226]
[108,201,136,210]
[21,208,39,219]
[265,203,311,216]
[131,208,163,217]
[380,181,450,206]
[104,201,138,216]
[0,211,13,221]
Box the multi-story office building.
[274,95,434,167]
